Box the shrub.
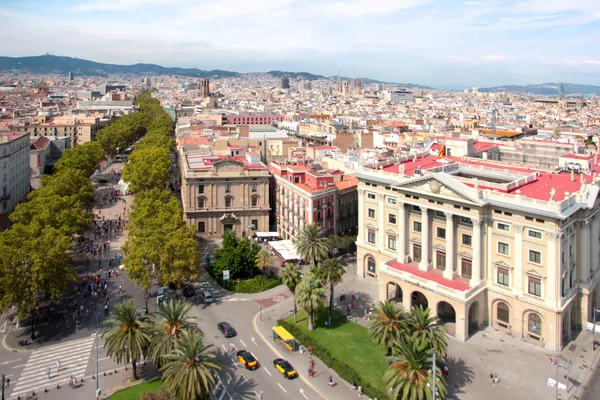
[141,388,173,400]
[278,319,387,399]
[231,275,282,294]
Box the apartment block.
[0,132,31,230]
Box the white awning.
[268,239,300,261]
[257,232,280,238]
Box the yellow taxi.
[273,358,297,379]
[237,350,258,370]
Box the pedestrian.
[47,367,51,379]
[351,380,357,391]
[358,385,363,396]
[328,376,334,387]
[57,360,61,372]
[308,367,313,378]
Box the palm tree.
[102,300,151,380]
[294,223,332,268]
[161,329,221,400]
[407,305,448,355]
[255,248,274,279]
[316,258,345,327]
[148,299,196,367]
[295,273,326,331]
[384,337,447,400]
[280,263,302,323]
[368,300,408,354]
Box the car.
[217,322,237,338]
[273,358,297,379]
[236,350,258,370]
[200,290,213,303]
[182,285,195,297]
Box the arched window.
[251,195,259,207]
[225,196,233,208]
[198,196,207,208]
[528,313,542,335]
[367,256,376,273]
[497,302,509,323]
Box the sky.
[1,0,599,87]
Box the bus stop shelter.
[272,326,300,351]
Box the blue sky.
[1,0,599,87]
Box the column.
[514,224,524,292]
[443,213,456,280]
[579,220,590,283]
[377,194,385,251]
[356,188,364,242]
[419,208,431,271]
[470,218,483,286]
[546,230,559,304]
[398,203,407,262]
[591,216,599,274]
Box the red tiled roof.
[387,261,471,291]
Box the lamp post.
[96,311,99,399]
[432,352,437,400]
[1,373,6,400]
[30,310,36,341]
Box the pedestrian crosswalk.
[9,336,95,399]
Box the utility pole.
[96,311,99,400]
[594,307,597,350]
[432,352,437,400]
[1,373,6,400]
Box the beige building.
[355,154,600,351]
[0,132,30,230]
[12,115,111,147]
[179,149,270,238]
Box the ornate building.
[355,154,600,351]
[179,149,270,238]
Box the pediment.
[214,157,244,172]
[393,174,483,206]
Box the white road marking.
[251,337,258,346]
[221,344,227,352]
[12,364,27,369]
[240,339,247,347]
[230,357,236,365]
[1,359,21,365]
[254,391,260,399]
[299,388,309,399]
[230,343,238,351]
[278,383,287,393]
[263,367,272,376]
[0,321,7,333]
[242,374,249,383]
[97,357,109,362]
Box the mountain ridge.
[478,82,600,95]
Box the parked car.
[217,322,237,338]
[182,285,195,297]
[200,290,213,303]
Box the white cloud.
[73,0,172,12]
[480,54,507,61]
[583,60,600,66]
[323,0,429,16]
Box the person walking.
[56,360,61,373]
[47,367,51,380]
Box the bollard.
[115,369,118,373]
[125,366,128,371]
[92,375,95,380]
[57,384,60,389]
[45,388,48,392]
[103,372,106,376]
[81,378,84,382]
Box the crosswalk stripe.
[9,337,96,398]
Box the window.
[198,221,206,233]
[198,197,205,208]
[528,313,541,334]
[368,208,376,219]
[367,193,376,200]
[198,184,205,194]
[413,221,422,232]
[529,250,541,264]
[437,227,446,239]
[367,229,376,244]
[251,183,258,192]
[497,223,510,231]
[251,196,258,207]
[225,196,233,208]
[461,258,472,278]
[498,242,509,255]
[388,214,397,224]
[462,234,472,246]
[525,216,534,221]
[413,244,422,262]
[497,302,509,323]
[412,205,421,212]
[461,216,472,224]
[435,211,444,218]
[251,219,258,230]
[528,277,541,297]
[367,257,376,273]
[528,230,542,239]
[225,183,231,193]
[387,197,397,205]
[387,235,397,251]
[497,267,509,286]
[436,251,446,270]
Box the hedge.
[225,275,282,294]
[277,318,387,399]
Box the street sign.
[236,278,241,283]
[223,270,230,280]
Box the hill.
[478,82,600,95]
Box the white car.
[200,290,213,303]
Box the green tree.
[315,258,344,327]
[295,273,326,331]
[213,233,259,279]
[122,146,172,193]
[102,300,151,380]
[255,249,274,279]
[368,300,408,354]
[160,329,221,400]
[53,141,105,177]
[384,337,447,400]
[280,263,302,323]
[149,299,196,367]
[407,306,448,355]
[294,223,332,268]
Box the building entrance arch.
[411,291,428,310]
[437,301,456,323]
[468,301,479,336]
[386,282,403,304]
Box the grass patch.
[282,308,387,396]
[109,379,163,400]
[222,275,282,293]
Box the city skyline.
[0,0,599,87]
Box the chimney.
[570,170,575,181]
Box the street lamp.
[96,311,100,400]
[1,373,6,400]
[593,307,600,350]
[30,310,36,341]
